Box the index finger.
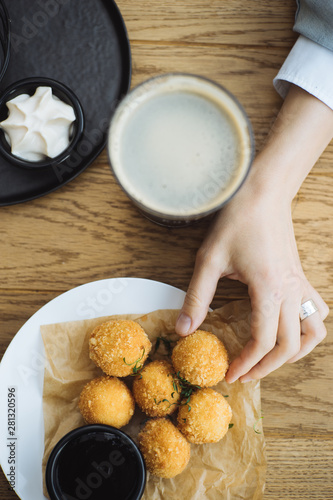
[175,250,222,336]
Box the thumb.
[175,253,222,336]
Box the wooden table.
[1,1,332,498]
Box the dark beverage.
[108,74,254,226]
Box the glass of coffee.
[107,73,254,226]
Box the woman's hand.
[175,169,329,383]
[175,85,333,382]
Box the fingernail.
[175,313,192,335]
[240,376,254,383]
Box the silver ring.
[300,299,318,321]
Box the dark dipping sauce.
[46,425,146,500]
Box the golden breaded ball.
[171,330,229,387]
[78,376,135,428]
[89,319,151,377]
[138,418,191,478]
[133,360,180,417]
[177,388,232,444]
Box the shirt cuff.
[273,35,333,111]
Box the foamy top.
[108,74,253,218]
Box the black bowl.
[0,77,84,169]
[45,424,146,500]
[0,0,10,83]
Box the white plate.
[0,277,185,500]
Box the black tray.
[0,0,131,206]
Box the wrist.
[249,152,297,201]
[240,154,295,206]
[242,85,333,203]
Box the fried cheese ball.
[133,360,180,417]
[177,388,232,444]
[138,418,191,478]
[171,330,229,387]
[89,319,151,377]
[78,375,135,428]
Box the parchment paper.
[41,300,266,499]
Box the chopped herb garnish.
[228,423,234,429]
[123,347,145,376]
[154,371,201,413]
[154,396,178,411]
[253,416,264,434]
[154,336,177,356]
[154,337,161,354]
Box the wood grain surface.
[0,1,332,499]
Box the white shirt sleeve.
[273,35,333,110]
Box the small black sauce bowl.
[45,424,146,500]
[0,77,84,169]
